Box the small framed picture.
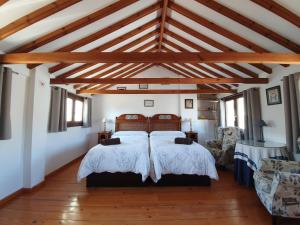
[185,99,193,109]
[144,100,154,107]
[139,84,148,89]
[117,87,126,90]
[266,86,282,105]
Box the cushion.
[174,137,193,145]
[101,138,121,146]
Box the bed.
[149,114,218,186]
[77,114,150,187]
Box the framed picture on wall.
[139,84,148,89]
[266,86,282,105]
[117,87,126,90]
[185,99,193,109]
[144,100,154,107]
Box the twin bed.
[77,114,218,187]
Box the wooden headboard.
[149,114,181,132]
[115,114,149,132]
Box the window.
[66,93,84,127]
[223,93,245,129]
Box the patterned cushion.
[254,159,300,218]
[221,127,240,151]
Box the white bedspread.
[77,131,150,182]
[149,131,219,182]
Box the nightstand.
[185,131,198,143]
[98,131,112,144]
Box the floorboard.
[0,160,297,225]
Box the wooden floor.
[0,160,297,225]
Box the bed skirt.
[86,173,211,187]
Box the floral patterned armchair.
[253,159,300,224]
[206,127,242,167]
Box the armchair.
[253,159,300,224]
[206,127,241,167]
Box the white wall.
[92,66,216,145]
[0,65,28,199]
[0,65,93,199]
[45,85,93,175]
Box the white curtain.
[83,97,92,128]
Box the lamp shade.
[257,120,267,127]
[102,118,106,123]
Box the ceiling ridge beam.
[77,89,236,94]
[46,18,160,73]
[1,52,300,64]
[166,17,272,74]
[250,0,300,28]
[56,31,159,78]
[10,0,138,53]
[158,0,168,51]
[195,0,300,52]
[168,1,268,53]
[0,0,81,41]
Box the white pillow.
[113,131,148,137]
[150,131,185,137]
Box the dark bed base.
[155,174,211,186]
[86,172,211,187]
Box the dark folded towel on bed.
[101,138,121,146]
[174,137,193,145]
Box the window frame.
[222,93,244,128]
[67,93,84,127]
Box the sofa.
[206,127,242,167]
[253,159,300,225]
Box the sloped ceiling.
[0,0,299,92]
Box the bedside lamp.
[102,118,107,132]
[257,120,267,142]
[189,118,192,132]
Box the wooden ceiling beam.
[250,0,300,28]
[196,0,300,52]
[77,89,236,94]
[29,3,160,71]
[0,0,81,40]
[51,77,268,85]
[2,52,299,64]
[0,0,8,7]
[73,45,157,90]
[158,0,169,51]
[166,18,272,74]
[46,19,160,72]
[162,38,242,80]
[88,63,153,90]
[11,0,138,53]
[81,63,150,90]
[161,60,233,89]
[162,45,234,89]
[57,30,158,78]
[168,2,268,53]
[98,64,154,90]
